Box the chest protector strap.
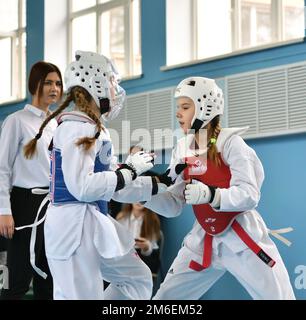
[184,154,276,271]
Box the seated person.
[116,203,162,295]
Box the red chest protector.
[183,154,276,271]
[184,154,241,236]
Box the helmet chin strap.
[99,98,111,115]
[190,118,204,133]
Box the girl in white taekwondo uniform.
[146,77,295,300]
[0,61,63,299]
[24,51,159,300]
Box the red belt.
[189,220,276,271]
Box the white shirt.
[128,214,144,240]
[145,128,269,254]
[0,104,57,215]
[118,213,159,256]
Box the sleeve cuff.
[104,172,119,201]
[0,208,12,215]
[135,176,153,202]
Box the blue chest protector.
[50,140,113,215]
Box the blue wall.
[0,0,306,299]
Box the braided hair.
[207,116,221,166]
[72,87,104,151]
[24,93,73,159]
[24,86,105,159]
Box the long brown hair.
[28,61,63,98]
[117,204,161,241]
[24,86,105,159]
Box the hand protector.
[184,179,214,205]
[125,151,154,176]
[157,163,187,187]
[115,168,134,191]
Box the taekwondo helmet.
[174,77,224,131]
[64,50,126,121]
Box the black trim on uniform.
[208,185,217,204]
[115,170,125,191]
[119,164,137,180]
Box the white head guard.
[64,50,126,121]
[174,77,224,131]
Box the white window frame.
[0,0,26,105]
[165,0,305,69]
[68,0,141,79]
[231,0,302,49]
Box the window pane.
[197,0,232,59]
[132,0,141,75]
[0,38,12,102]
[166,0,193,65]
[21,32,26,98]
[101,6,125,76]
[283,0,305,41]
[21,0,26,28]
[12,35,24,99]
[240,0,272,49]
[71,0,96,12]
[72,13,96,60]
[0,0,18,32]
[241,5,251,47]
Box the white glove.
[125,151,154,176]
[184,179,212,205]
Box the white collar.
[24,104,49,118]
[130,213,143,223]
[216,127,249,152]
[176,127,249,158]
[57,111,96,125]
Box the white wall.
[44,0,68,78]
